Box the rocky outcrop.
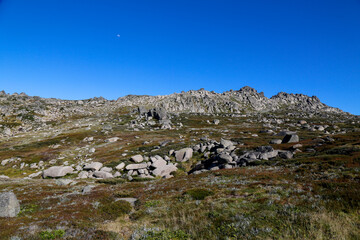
[189,139,296,174]
[0,86,349,138]
[116,86,346,115]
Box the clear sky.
[0,1,359,114]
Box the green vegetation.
[140,229,190,240]
[97,178,126,185]
[100,198,132,220]
[38,229,65,240]
[0,108,359,239]
[184,188,214,200]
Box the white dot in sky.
[116,34,121,37]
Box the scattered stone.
[115,162,125,170]
[282,134,299,143]
[270,139,282,144]
[130,155,144,163]
[292,144,303,149]
[105,137,120,143]
[1,159,9,166]
[82,185,94,194]
[28,171,42,178]
[279,151,294,159]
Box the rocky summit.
[0,87,359,239]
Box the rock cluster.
[189,139,295,174]
[42,153,179,180]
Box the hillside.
[0,87,359,239]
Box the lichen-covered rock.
[0,192,20,218]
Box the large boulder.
[115,162,125,170]
[151,158,167,169]
[279,151,294,159]
[0,192,20,217]
[43,166,73,178]
[125,163,148,170]
[93,171,113,179]
[218,153,233,163]
[175,148,193,162]
[282,134,299,143]
[220,139,234,148]
[83,162,103,171]
[152,164,178,178]
[259,150,279,160]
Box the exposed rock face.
[0,192,20,217]
[149,107,168,120]
[0,86,348,138]
[116,86,345,115]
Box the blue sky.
[0,0,359,114]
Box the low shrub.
[139,229,190,240]
[184,188,214,200]
[97,178,126,185]
[38,229,65,240]
[100,198,132,219]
